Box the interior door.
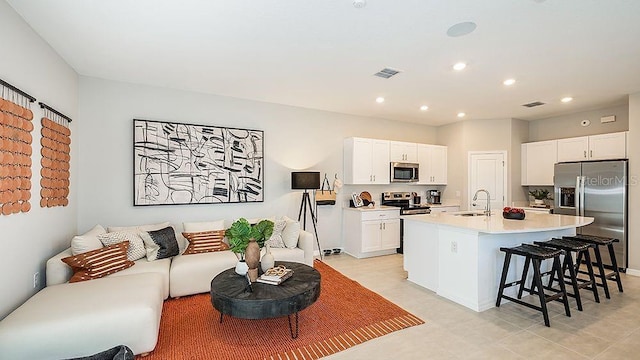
[469,152,505,212]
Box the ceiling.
[7,0,640,126]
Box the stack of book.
[256,268,294,285]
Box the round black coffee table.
[210,261,321,338]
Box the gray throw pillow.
[140,226,179,261]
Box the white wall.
[0,0,79,319]
[528,104,629,142]
[628,93,640,273]
[76,77,437,255]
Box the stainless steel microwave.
[390,162,419,182]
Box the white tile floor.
[321,253,640,359]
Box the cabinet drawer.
[361,210,399,221]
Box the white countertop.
[343,205,400,212]
[401,211,593,234]
[423,203,460,208]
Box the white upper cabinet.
[588,132,627,160]
[344,137,390,184]
[390,141,417,162]
[417,144,447,185]
[521,140,557,186]
[557,136,589,162]
[556,132,627,162]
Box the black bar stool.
[563,235,623,299]
[496,244,571,327]
[534,238,600,310]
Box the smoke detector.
[353,0,366,8]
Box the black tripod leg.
[307,195,322,260]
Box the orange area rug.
[139,259,424,360]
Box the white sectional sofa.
[0,220,314,360]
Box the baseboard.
[625,268,640,277]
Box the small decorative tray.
[503,212,525,220]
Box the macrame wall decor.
[39,103,71,208]
[0,80,35,216]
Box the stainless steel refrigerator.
[554,160,628,269]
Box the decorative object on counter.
[503,207,525,220]
[226,217,274,278]
[359,191,374,206]
[529,188,552,205]
[260,243,275,272]
[291,171,323,258]
[235,260,248,276]
[316,173,336,205]
[351,192,364,207]
[133,119,264,206]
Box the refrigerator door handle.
[575,176,581,216]
[580,176,586,216]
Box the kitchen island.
[402,211,594,312]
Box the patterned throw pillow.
[61,242,134,283]
[140,226,180,261]
[265,219,287,248]
[97,231,147,261]
[182,230,229,255]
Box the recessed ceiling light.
[561,97,573,103]
[375,97,385,103]
[457,112,466,118]
[447,22,477,37]
[420,105,429,111]
[353,0,366,8]
[453,62,467,71]
[503,79,516,86]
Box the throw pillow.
[97,231,147,261]
[182,220,225,232]
[282,216,301,249]
[182,230,229,254]
[140,226,180,261]
[71,224,107,255]
[62,242,134,283]
[265,219,287,248]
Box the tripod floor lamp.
[291,171,323,259]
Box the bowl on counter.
[503,212,525,220]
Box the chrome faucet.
[473,189,491,216]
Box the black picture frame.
[133,119,264,206]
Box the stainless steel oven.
[390,162,419,182]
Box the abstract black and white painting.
[133,119,264,206]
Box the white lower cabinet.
[343,208,400,258]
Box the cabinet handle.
[383,223,386,230]
[590,150,593,158]
[373,175,376,181]
[584,150,587,158]
[379,223,382,230]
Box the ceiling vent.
[522,101,546,108]
[374,68,401,79]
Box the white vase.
[534,199,544,205]
[261,244,275,272]
[235,260,248,276]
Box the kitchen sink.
[452,211,486,217]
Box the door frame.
[467,151,508,210]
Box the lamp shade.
[291,171,320,190]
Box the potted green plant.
[528,189,551,205]
[225,218,274,275]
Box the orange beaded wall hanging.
[39,103,71,208]
[0,80,35,216]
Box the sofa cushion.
[140,226,179,261]
[110,257,171,299]
[183,219,225,232]
[98,231,147,261]
[61,242,135,283]
[269,247,306,264]
[107,221,170,233]
[71,224,107,255]
[182,230,229,254]
[0,273,164,359]
[169,250,238,298]
[282,216,301,249]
